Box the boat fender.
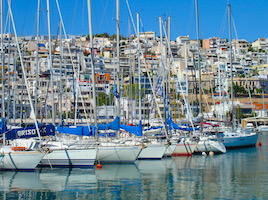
[209,151,214,156]
[96,164,103,169]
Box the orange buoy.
[257,142,262,146]
[96,164,103,169]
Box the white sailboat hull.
[164,143,176,157]
[194,140,226,154]
[172,140,197,156]
[0,149,45,170]
[97,145,142,163]
[138,143,168,159]
[40,148,97,167]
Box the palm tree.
[251,67,259,76]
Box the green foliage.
[123,83,146,100]
[232,82,247,95]
[251,67,259,76]
[62,111,75,119]
[248,47,256,52]
[85,33,126,40]
[240,73,245,78]
[94,33,110,38]
[256,88,262,94]
[235,106,244,121]
[96,92,114,106]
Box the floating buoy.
[96,164,103,169]
[209,151,214,156]
[257,142,262,146]
[202,152,207,156]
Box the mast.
[87,0,98,135]
[35,0,40,119]
[167,16,171,118]
[228,4,235,131]
[59,19,63,125]
[46,0,55,125]
[7,0,41,140]
[159,17,166,124]
[137,13,141,123]
[1,0,4,119]
[195,0,202,116]
[116,0,121,136]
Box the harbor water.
[0,135,267,199]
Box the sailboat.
[0,1,53,170]
[220,4,259,149]
[186,0,226,154]
[122,14,170,160]
[89,0,143,163]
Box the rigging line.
[20,0,31,36]
[125,0,168,136]
[56,0,92,126]
[186,0,195,38]
[162,20,196,130]
[217,8,228,38]
[97,0,110,34]
[7,0,41,140]
[231,14,238,40]
[4,9,10,34]
[81,0,85,34]
[141,46,169,132]
[71,0,79,35]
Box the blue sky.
[7,0,268,42]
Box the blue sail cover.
[0,118,7,134]
[120,120,142,136]
[56,125,93,136]
[56,117,120,137]
[166,119,199,131]
[98,116,120,131]
[5,124,55,140]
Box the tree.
[96,92,114,106]
[94,33,110,38]
[251,67,259,76]
[256,88,262,94]
[235,106,244,122]
[232,82,247,96]
[123,83,146,100]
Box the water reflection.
[38,168,97,192]
[0,140,267,199]
[0,171,45,191]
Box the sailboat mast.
[35,0,40,119]
[137,13,141,122]
[7,0,42,140]
[167,16,171,117]
[87,0,98,135]
[115,0,121,137]
[228,4,235,131]
[46,0,55,125]
[195,0,202,116]
[59,19,63,125]
[1,0,4,119]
